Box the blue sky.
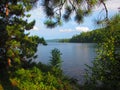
[26,0,120,40]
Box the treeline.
[59,39,70,43]
[60,27,120,43]
[70,29,104,43]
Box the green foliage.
[49,48,63,77]
[85,14,120,90]
[50,48,62,67]
[25,20,35,30]
[0,47,80,90]
[39,37,48,45]
[59,39,70,43]
[9,4,24,16]
[75,9,84,23]
[0,0,46,70]
[9,66,79,90]
[8,49,80,90]
[69,26,120,43]
[63,6,72,21]
[0,1,80,89]
[69,31,95,43]
[44,20,57,28]
[42,0,108,27]
[1,0,119,90]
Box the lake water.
[36,42,96,84]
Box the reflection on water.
[36,42,96,84]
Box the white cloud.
[59,29,73,32]
[76,27,90,32]
[59,27,90,33]
[33,26,39,30]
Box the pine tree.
[42,0,108,28]
[0,0,45,70]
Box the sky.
[26,0,120,40]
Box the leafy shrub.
[8,49,80,90]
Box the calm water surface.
[36,42,96,83]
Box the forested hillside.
[69,27,120,43]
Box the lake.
[36,42,96,84]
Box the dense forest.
[59,26,120,43]
[0,0,120,90]
[69,28,106,43]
